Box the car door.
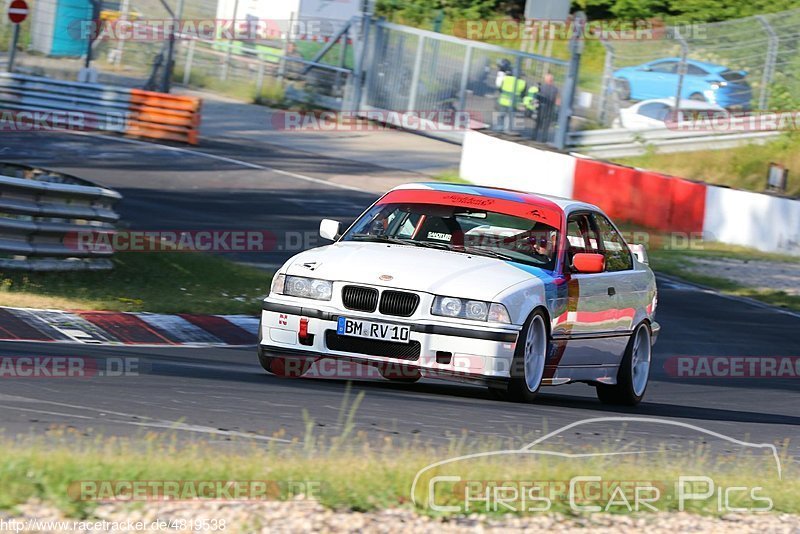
[640,60,678,100]
[553,212,626,367]
[591,213,639,333]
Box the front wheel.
[596,323,652,406]
[259,352,313,378]
[378,363,421,383]
[493,310,548,403]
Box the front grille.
[342,285,379,312]
[325,330,420,361]
[379,290,420,317]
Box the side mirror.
[572,253,605,274]
[319,219,341,241]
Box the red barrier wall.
[573,159,706,233]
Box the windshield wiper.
[351,234,459,251]
[463,247,517,261]
[350,234,439,248]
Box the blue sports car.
[613,58,751,109]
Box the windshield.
[342,201,561,270]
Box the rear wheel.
[596,323,651,406]
[493,310,548,403]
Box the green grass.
[0,252,270,314]
[615,133,800,197]
[641,236,800,311]
[0,428,796,519]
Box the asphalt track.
[0,131,798,462]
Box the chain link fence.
[1,1,574,146]
[364,20,569,142]
[594,8,800,126]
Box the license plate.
[336,317,411,344]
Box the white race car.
[259,183,660,405]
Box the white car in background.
[259,183,659,405]
[613,97,724,130]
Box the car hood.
[282,242,547,301]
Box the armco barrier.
[572,159,707,234]
[0,163,121,271]
[126,89,202,145]
[0,73,201,145]
[459,130,800,256]
[703,186,800,255]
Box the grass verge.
[0,252,269,315]
[0,429,796,519]
[614,133,800,198]
[641,237,800,311]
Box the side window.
[638,103,670,121]
[592,214,633,272]
[649,61,676,73]
[686,64,708,76]
[566,214,601,268]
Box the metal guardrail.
[0,73,201,144]
[0,72,130,133]
[0,163,122,271]
[567,127,781,158]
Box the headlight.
[431,296,510,323]
[275,275,332,301]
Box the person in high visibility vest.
[522,84,539,118]
[494,60,526,130]
[497,66,527,110]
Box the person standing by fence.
[495,59,526,131]
[533,73,560,142]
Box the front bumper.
[259,299,520,385]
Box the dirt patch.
[684,257,800,296]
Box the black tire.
[259,351,312,378]
[378,363,421,383]
[689,92,706,102]
[596,323,652,406]
[615,78,631,101]
[491,309,549,403]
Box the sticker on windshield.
[427,232,452,241]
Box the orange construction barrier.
[125,89,201,145]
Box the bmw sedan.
[258,183,660,405]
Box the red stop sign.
[8,0,28,24]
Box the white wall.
[703,186,800,256]
[459,130,576,198]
